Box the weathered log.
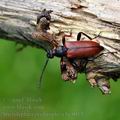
[0,0,120,94]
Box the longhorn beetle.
[40,32,104,86]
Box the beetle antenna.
[38,57,49,88]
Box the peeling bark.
[0,0,120,94]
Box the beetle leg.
[77,32,92,41]
[77,32,81,41]
[62,30,72,45]
[62,35,66,45]
[77,32,102,41]
[70,58,88,73]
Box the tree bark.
[0,0,120,94]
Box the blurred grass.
[0,39,120,120]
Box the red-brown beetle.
[39,32,104,86]
[47,32,104,59]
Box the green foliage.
[0,39,120,120]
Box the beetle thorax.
[47,46,67,58]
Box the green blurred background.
[0,39,120,120]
